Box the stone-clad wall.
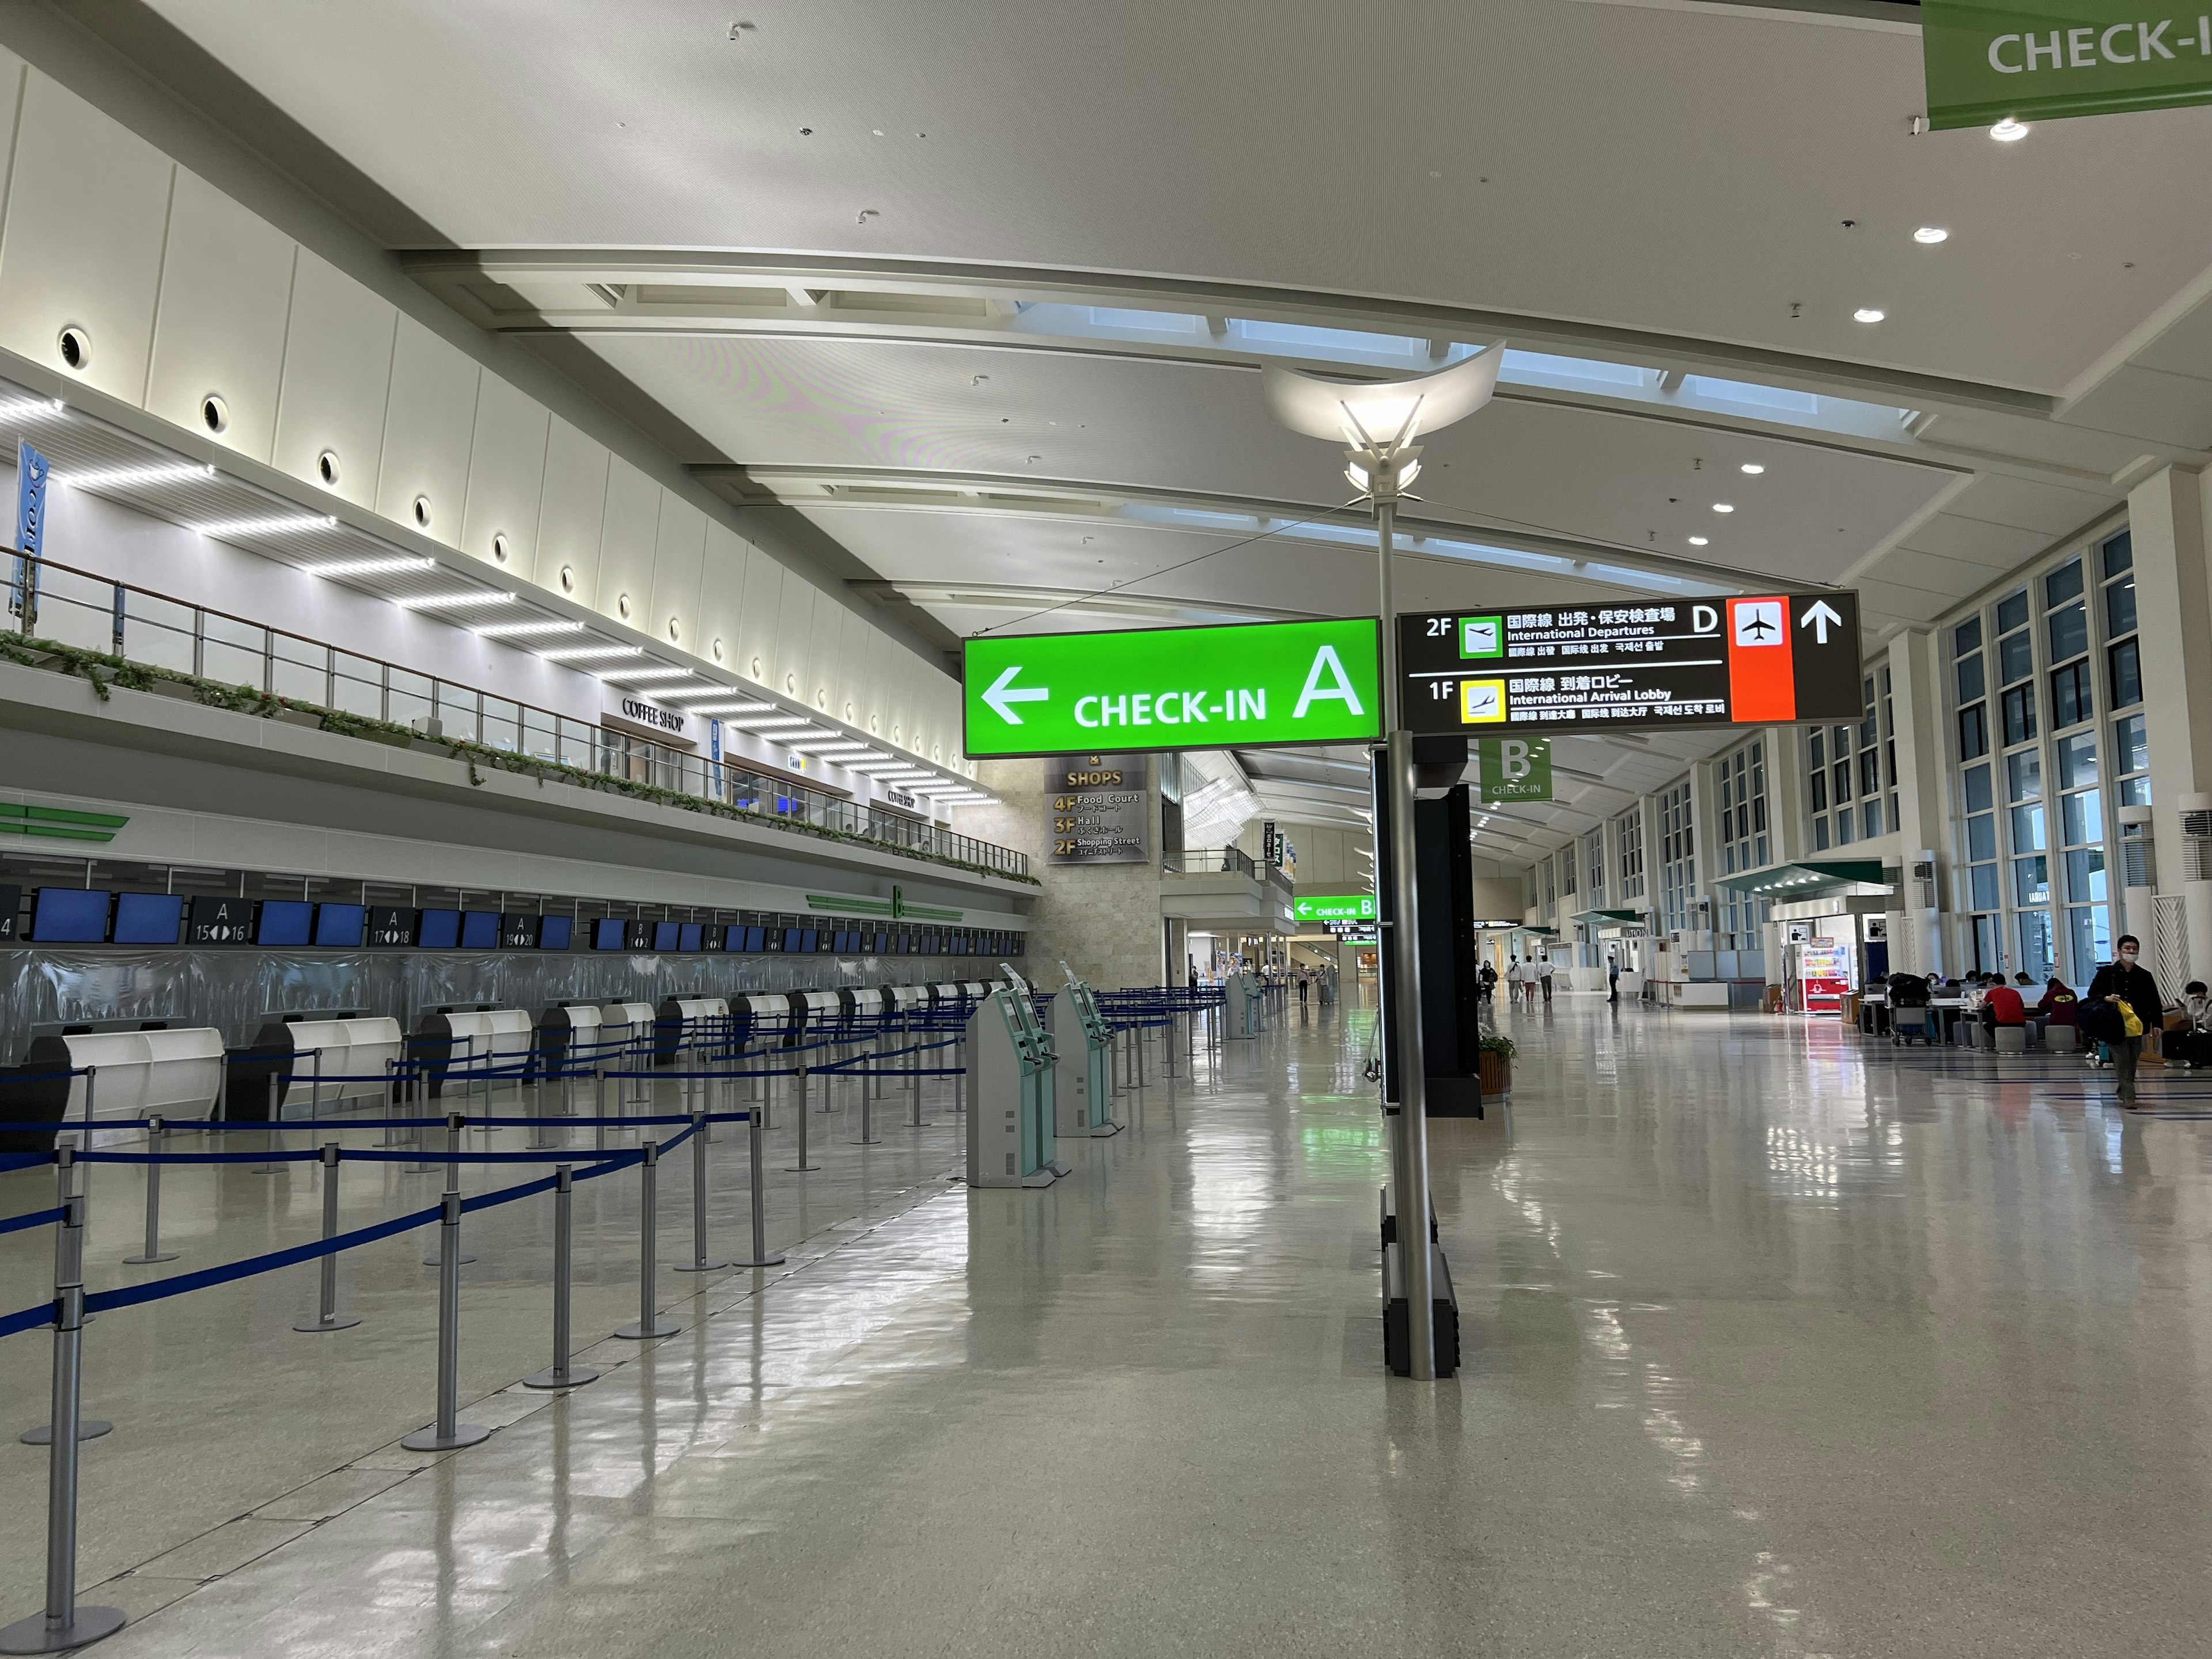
[963,759,1164,991]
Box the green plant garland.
[1,634,1041,886]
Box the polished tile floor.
[5,993,2212,1656]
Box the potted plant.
[1477,1033,1516,1097]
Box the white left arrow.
[1800,599,1843,645]
[981,664,1050,724]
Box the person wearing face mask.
[2086,935,2164,1106]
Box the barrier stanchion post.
[857,1055,877,1145]
[123,1116,177,1266]
[422,1115,476,1267]
[400,1187,490,1452]
[18,1151,112,1450]
[256,1069,282,1175]
[594,1065,608,1154]
[614,1140,679,1339]
[524,1166,599,1389]
[294,1142,361,1333]
[736,1102,783,1268]
[0,1191,126,1655]
[673,1111,729,1275]
[787,1067,819,1172]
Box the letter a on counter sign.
[1292,645,1365,719]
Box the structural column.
[2125,468,2212,978]
[1884,628,1947,979]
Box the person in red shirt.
[1982,979,2027,1029]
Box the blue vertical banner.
[708,718,724,800]
[11,439,48,626]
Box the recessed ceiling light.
[1687,536,1709,546]
[1854,308,1886,323]
[1739,463,1764,475]
[1712,503,1734,514]
[1913,226,1949,244]
[1990,118,2029,142]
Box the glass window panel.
[2051,661,2092,729]
[2044,558,2084,607]
[2108,638,2141,709]
[1813,816,1830,851]
[1964,763,1994,813]
[1809,728,1824,768]
[2068,906,2111,983]
[2006,748,2042,803]
[2018,910,2056,980]
[1998,629,2034,685]
[2101,529,2133,579]
[1971,862,2001,910]
[2002,684,2037,745]
[2066,847,2108,905]
[2105,571,2137,637]
[1863,798,1883,838]
[1955,616,1983,655]
[1834,760,1853,803]
[1836,809,1855,846]
[2062,787,2102,847]
[2113,712,2147,775]
[1859,747,1880,797]
[1997,591,2030,634]
[2056,732,2099,790]
[1974,914,2000,972]
[1968,813,1997,861]
[1959,703,1989,759]
[1808,771,1827,811]
[2010,803,2046,853]
[2013,855,2050,907]
[2047,599,2088,662]
[2120,775,2152,808]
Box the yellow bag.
[2118,999,2145,1039]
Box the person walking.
[1539,952,1555,1005]
[1504,956,1523,1007]
[2086,935,2164,1107]
[1607,949,1620,1006]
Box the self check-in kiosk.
[1054,965,1119,1138]
[966,977,1061,1188]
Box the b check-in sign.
[1398,593,1861,736]
[962,618,1382,759]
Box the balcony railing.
[4,552,1031,882]
[1165,847,1258,877]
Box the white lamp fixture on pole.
[1262,346,1502,1382]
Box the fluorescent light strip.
[475,620,585,638]
[65,462,215,491]
[196,514,339,537]
[667,694,773,710]
[540,646,646,662]
[0,397,66,421]
[605,667,698,683]
[303,555,437,577]
[681,701,777,715]
[396,591,517,611]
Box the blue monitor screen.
[256,899,313,947]
[781,928,801,953]
[679,923,703,952]
[417,908,462,949]
[653,921,680,952]
[540,915,573,950]
[32,888,110,943]
[801,928,820,953]
[461,910,499,949]
[744,926,764,953]
[313,903,365,948]
[111,892,183,945]
[593,917,626,951]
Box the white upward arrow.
[1800,600,1843,645]
[981,664,1050,724]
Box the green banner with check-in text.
[1924,1,2212,128]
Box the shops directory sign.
[1047,752,1150,865]
[963,618,1382,759]
[1396,594,1861,736]
[1922,0,2212,129]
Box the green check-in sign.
[1924,0,2212,127]
[1293,893,1377,923]
[1476,737,1551,803]
[962,618,1382,759]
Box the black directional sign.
[1398,593,1862,736]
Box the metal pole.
[295,1142,361,1332]
[736,1101,783,1268]
[673,1112,729,1274]
[257,1069,282,1175]
[123,1116,177,1265]
[524,1166,599,1388]
[1377,494,1437,1382]
[857,1051,877,1145]
[423,1114,475,1264]
[19,1153,112,1449]
[615,1141,680,1338]
[0,1192,126,1654]
[786,1067,819,1172]
[400,1188,490,1450]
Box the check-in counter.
[657,995,732,1062]
[14,1027,224,1143]
[732,992,796,1048]
[412,1007,534,1099]
[248,1017,404,1113]
[793,990,846,1039]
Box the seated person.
[2036,978,2079,1025]
[2168,982,2212,1068]
[1981,976,2027,1028]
